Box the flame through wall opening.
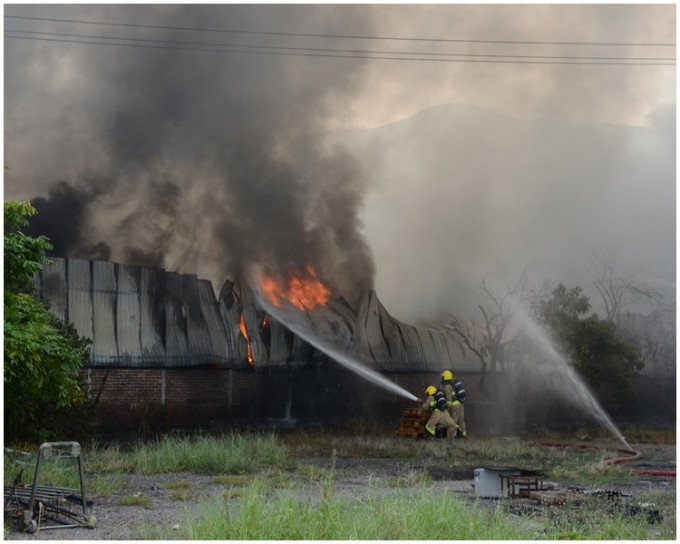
[239,265,330,367]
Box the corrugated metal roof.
[91,261,118,365]
[37,257,474,372]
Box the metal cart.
[4,441,96,533]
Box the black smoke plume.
[8,5,377,302]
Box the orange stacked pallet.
[394,408,430,438]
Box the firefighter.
[420,385,457,439]
[441,370,468,439]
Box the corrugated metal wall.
[36,257,473,371]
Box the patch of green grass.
[123,433,290,474]
[118,494,151,507]
[140,481,533,540]
[3,448,125,499]
[522,424,676,447]
[376,469,430,488]
[165,480,192,490]
[139,476,675,541]
[212,474,255,486]
[295,464,333,481]
[3,455,82,489]
[6,431,674,540]
[538,495,673,540]
[165,480,194,501]
[619,426,676,445]
[77,432,291,476]
[169,490,195,501]
[86,473,126,497]
[212,471,297,492]
[222,488,247,500]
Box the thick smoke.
[5,5,376,303]
[21,179,106,259]
[5,4,674,320]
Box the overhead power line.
[5,33,675,66]
[5,14,677,47]
[5,29,675,65]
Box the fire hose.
[531,441,676,477]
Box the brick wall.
[85,365,675,436]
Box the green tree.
[534,284,643,406]
[4,200,91,442]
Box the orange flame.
[239,313,253,365]
[260,265,331,310]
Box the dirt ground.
[5,443,675,540]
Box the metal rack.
[499,473,545,498]
[4,442,96,534]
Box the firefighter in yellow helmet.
[441,370,467,439]
[420,385,457,438]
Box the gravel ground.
[5,444,675,540]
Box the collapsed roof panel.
[36,257,470,371]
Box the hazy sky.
[4,4,675,322]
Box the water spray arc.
[249,265,648,458]
[520,316,632,450]
[247,269,419,403]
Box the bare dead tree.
[445,271,531,394]
[620,284,676,377]
[585,240,675,376]
[444,315,489,390]
[584,240,631,324]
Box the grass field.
[4,426,675,540]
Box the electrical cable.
[5,14,676,47]
[4,35,674,66]
[5,28,675,64]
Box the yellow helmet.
[425,385,437,397]
[441,370,453,381]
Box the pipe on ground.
[530,441,675,477]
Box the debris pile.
[394,408,430,439]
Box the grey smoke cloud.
[4,4,674,320]
[352,104,675,322]
[5,4,378,304]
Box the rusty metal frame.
[4,441,96,534]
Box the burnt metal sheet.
[66,258,93,341]
[262,311,314,366]
[414,327,438,370]
[91,261,118,365]
[267,318,293,364]
[377,298,407,367]
[196,279,230,364]
[218,280,247,365]
[35,257,469,372]
[428,329,453,371]
[356,291,391,368]
[164,272,191,366]
[116,264,142,365]
[139,267,166,365]
[327,297,359,337]
[40,258,67,322]
[181,274,214,364]
[393,320,427,368]
[442,333,467,367]
[308,303,357,356]
[241,285,269,366]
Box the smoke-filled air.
[4,4,675,322]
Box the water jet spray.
[247,270,419,403]
[518,312,633,450]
